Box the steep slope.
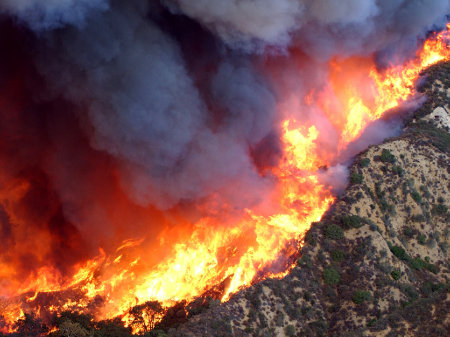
[169,62,450,337]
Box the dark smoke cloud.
[33,1,275,209]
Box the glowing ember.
[0,22,449,336]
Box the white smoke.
[166,0,304,48]
[167,0,448,55]
[308,0,379,25]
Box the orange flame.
[319,24,449,148]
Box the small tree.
[323,267,340,285]
[324,225,344,240]
[352,290,370,304]
[391,270,401,280]
[350,172,364,184]
[380,149,395,163]
[128,301,164,333]
[58,320,91,337]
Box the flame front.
[1,25,449,334]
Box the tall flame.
[1,25,449,334]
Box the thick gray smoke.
[1,0,448,212]
[167,0,449,55]
[0,0,109,30]
[33,0,276,210]
[165,0,304,49]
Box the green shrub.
[341,215,363,228]
[389,245,409,261]
[304,230,317,246]
[411,120,450,152]
[352,290,370,304]
[391,270,401,280]
[284,324,296,337]
[400,284,418,300]
[403,227,414,238]
[367,318,377,327]
[297,255,312,268]
[379,198,395,214]
[380,149,396,163]
[425,262,439,274]
[360,158,370,167]
[408,257,438,274]
[417,234,426,245]
[411,190,422,203]
[421,281,444,296]
[410,257,427,270]
[324,224,344,240]
[419,185,431,198]
[350,172,364,184]
[323,267,340,285]
[392,165,404,176]
[432,204,448,216]
[331,249,345,262]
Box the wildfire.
[319,23,449,147]
[1,25,449,335]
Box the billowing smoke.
[0,0,448,300]
[0,0,109,30]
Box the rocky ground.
[167,62,450,337]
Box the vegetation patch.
[410,120,450,152]
[388,244,409,261]
[352,290,371,304]
[284,324,296,337]
[324,224,344,240]
[380,149,396,163]
[432,203,448,216]
[330,249,345,262]
[304,229,317,246]
[417,233,427,245]
[359,158,371,167]
[322,267,340,285]
[410,190,422,203]
[341,215,364,229]
[392,165,404,176]
[350,172,364,184]
[391,270,401,280]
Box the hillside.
[168,62,450,337]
